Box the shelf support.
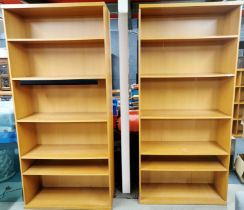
[119,0,130,194]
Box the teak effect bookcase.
[139,2,242,205]
[233,68,244,137]
[3,3,113,210]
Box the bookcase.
[3,3,113,210]
[233,68,244,137]
[139,2,242,205]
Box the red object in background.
[118,110,139,132]
[48,0,117,2]
[1,0,22,3]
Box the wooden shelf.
[21,144,108,160]
[141,141,227,156]
[8,38,104,44]
[12,76,106,81]
[140,110,230,119]
[140,73,235,79]
[17,112,107,123]
[140,183,225,205]
[25,187,110,209]
[141,35,238,43]
[23,162,108,176]
[141,158,227,172]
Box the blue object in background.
[113,98,119,116]
[0,132,17,144]
[0,98,22,202]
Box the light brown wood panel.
[13,81,106,120]
[8,42,105,77]
[2,3,104,17]
[21,144,108,160]
[36,123,107,145]
[17,123,37,156]
[42,175,108,187]
[141,78,233,116]
[214,172,228,200]
[140,1,242,16]
[25,187,110,209]
[142,171,214,184]
[23,160,108,176]
[24,17,104,39]
[141,119,227,142]
[141,141,227,156]
[141,183,225,205]
[141,40,237,75]
[141,109,230,119]
[216,120,232,152]
[3,3,105,39]
[22,175,41,204]
[3,10,28,39]
[103,5,114,200]
[141,16,231,38]
[141,156,227,172]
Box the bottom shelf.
[25,187,111,209]
[140,183,225,205]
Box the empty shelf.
[12,76,106,81]
[141,158,227,171]
[140,73,235,79]
[25,187,110,209]
[21,144,108,159]
[141,35,238,43]
[140,110,230,119]
[140,183,225,205]
[8,38,104,44]
[17,112,107,123]
[23,162,108,176]
[141,141,227,156]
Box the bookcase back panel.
[35,123,107,145]
[141,16,227,38]
[42,176,108,187]
[8,42,105,77]
[140,78,233,114]
[141,119,230,142]
[142,171,214,184]
[4,9,104,39]
[13,81,107,116]
[140,40,237,75]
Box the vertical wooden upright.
[139,2,242,205]
[3,3,113,210]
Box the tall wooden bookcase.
[233,68,244,137]
[139,2,242,205]
[3,3,113,210]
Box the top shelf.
[140,73,235,79]
[140,1,242,16]
[2,2,105,17]
[7,38,104,45]
[140,35,238,43]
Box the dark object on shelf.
[1,74,10,91]
[20,79,99,86]
[0,59,8,75]
[238,57,244,68]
